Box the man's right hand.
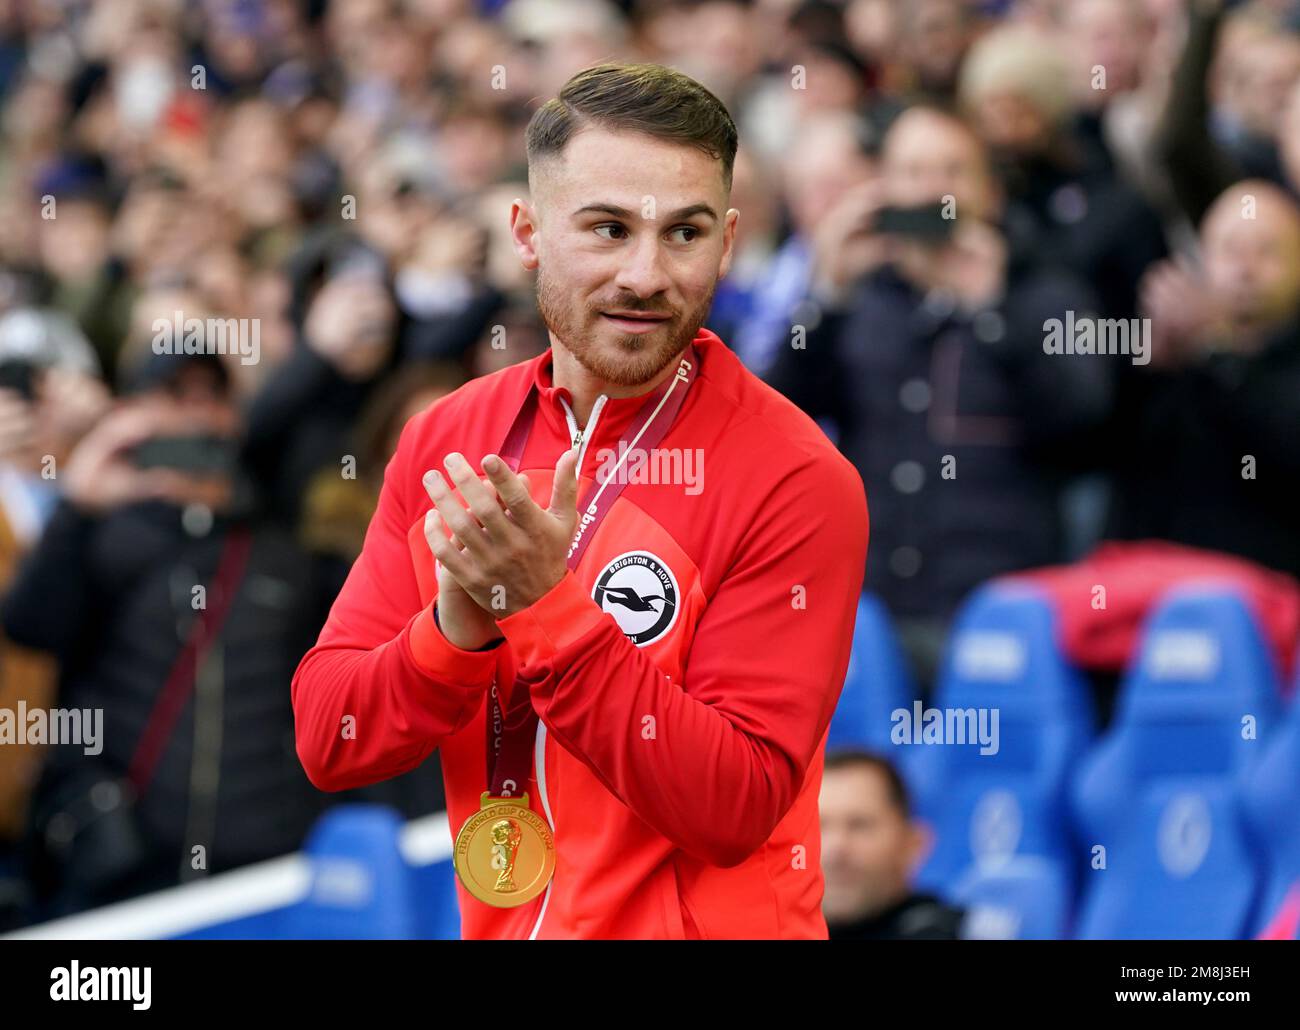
[1140,257,1223,367]
[809,179,891,302]
[62,401,194,514]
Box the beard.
[535,266,715,387]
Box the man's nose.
[614,232,673,298]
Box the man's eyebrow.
[667,203,719,222]
[572,202,719,222]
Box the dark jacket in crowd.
[1103,321,1300,582]
[997,149,1168,320]
[765,225,1113,622]
[242,340,379,527]
[827,891,966,940]
[1,496,331,915]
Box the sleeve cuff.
[496,570,608,669]
[406,602,500,684]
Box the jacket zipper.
[528,393,607,939]
[559,394,607,478]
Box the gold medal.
[453,792,555,908]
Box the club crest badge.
[592,550,680,646]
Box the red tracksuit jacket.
[291,328,869,938]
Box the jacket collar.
[528,328,722,450]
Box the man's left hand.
[423,447,580,618]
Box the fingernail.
[483,453,500,471]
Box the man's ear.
[905,818,935,877]
[510,197,540,271]
[717,207,740,281]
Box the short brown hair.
[525,62,739,192]
[823,748,913,817]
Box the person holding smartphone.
[767,105,1113,686]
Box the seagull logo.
[591,551,680,646]
[595,585,675,613]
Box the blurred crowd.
[1,0,1300,932]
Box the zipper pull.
[571,428,584,449]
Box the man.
[820,749,964,940]
[728,111,877,378]
[1110,181,1300,580]
[291,62,869,939]
[766,106,1110,684]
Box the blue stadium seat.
[410,859,462,940]
[828,593,916,755]
[1071,586,1282,939]
[909,583,1095,904]
[1075,783,1258,938]
[952,856,1072,940]
[1242,665,1300,936]
[282,805,417,939]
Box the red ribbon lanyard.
[482,345,698,797]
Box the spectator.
[893,0,978,107]
[1156,0,1300,227]
[729,112,876,376]
[1108,180,1300,581]
[821,749,964,940]
[1,349,328,917]
[767,106,1111,683]
[960,23,1168,319]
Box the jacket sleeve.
[290,408,499,791]
[497,451,869,867]
[1,499,98,657]
[1154,0,1241,227]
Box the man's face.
[903,0,970,92]
[1203,191,1300,329]
[513,126,738,387]
[783,125,876,236]
[820,764,927,925]
[1067,0,1147,99]
[882,111,996,221]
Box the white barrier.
[4,810,453,941]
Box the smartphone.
[131,435,240,476]
[875,203,955,242]
[0,361,36,401]
[328,245,387,284]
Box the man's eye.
[669,226,699,243]
[594,224,627,240]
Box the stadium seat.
[282,805,417,939]
[409,859,462,940]
[1071,586,1282,939]
[827,593,916,755]
[908,583,1096,905]
[1242,664,1300,937]
[952,856,1072,940]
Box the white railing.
[4,810,453,940]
